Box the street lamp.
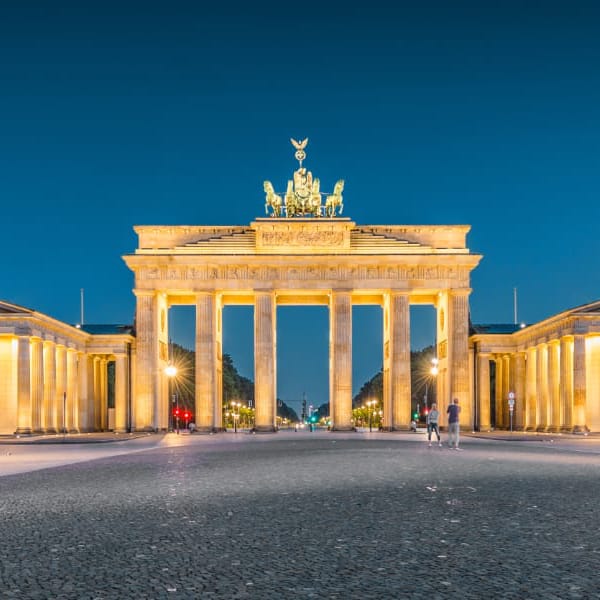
[165,364,179,434]
[366,400,377,432]
[424,357,439,413]
[231,401,241,433]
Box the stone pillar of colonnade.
[536,343,548,431]
[114,353,128,433]
[66,348,79,433]
[15,336,32,435]
[494,357,503,429]
[476,353,491,431]
[100,358,109,431]
[254,291,277,432]
[78,353,93,432]
[559,336,573,431]
[448,291,471,428]
[547,341,560,432]
[195,292,223,432]
[514,352,526,430]
[31,338,44,433]
[525,346,537,430]
[133,291,158,431]
[382,292,411,430]
[55,345,68,434]
[572,334,587,432]
[329,291,353,431]
[93,357,102,430]
[43,340,57,433]
[501,355,511,428]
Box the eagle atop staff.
[291,137,308,166]
[290,138,308,151]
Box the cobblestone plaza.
[1,432,598,599]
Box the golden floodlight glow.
[164,364,177,378]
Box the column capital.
[448,288,472,298]
[133,289,156,298]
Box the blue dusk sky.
[2,1,600,414]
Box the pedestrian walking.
[426,403,442,447]
[447,397,461,449]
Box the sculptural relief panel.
[135,264,471,289]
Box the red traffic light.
[173,408,180,416]
[184,412,190,419]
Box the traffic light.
[310,414,318,423]
[412,411,419,420]
[173,407,180,417]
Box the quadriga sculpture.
[310,178,323,217]
[325,180,344,217]
[264,181,282,217]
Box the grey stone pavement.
[1,430,599,599]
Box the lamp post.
[424,358,439,413]
[165,364,178,433]
[231,401,241,433]
[366,400,377,432]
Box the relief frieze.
[137,265,468,283]
[260,231,344,246]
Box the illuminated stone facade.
[0,301,134,435]
[471,301,600,433]
[123,218,482,432]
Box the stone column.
[572,334,587,432]
[386,292,410,430]
[133,291,157,431]
[15,336,32,435]
[55,345,67,433]
[114,353,128,433]
[477,352,491,431]
[547,341,560,432]
[525,346,537,430]
[100,358,109,430]
[514,352,526,430]
[329,291,353,431]
[254,291,277,432]
[78,353,91,432]
[501,355,511,428]
[93,356,102,430]
[536,343,548,431]
[66,348,79,432]
[494,357,503,429]
[559,336,573,431]
[448,290,471,428]
[196,292,222,432]
[43,340,57,433]
[31,338,44,433]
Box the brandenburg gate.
[123,140,482,432]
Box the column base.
[133,426,155,433]
[330,426,356,432]
[14,427,32,436]
[196,427,226,434]
[252,426,278,433]
[546,426,560,433]
[572,425,589,434]
[45,428,58,434]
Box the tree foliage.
[171,345,299,422]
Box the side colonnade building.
[0,301,134,436]
[471,301,600,433]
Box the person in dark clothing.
[447,398,462,450]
